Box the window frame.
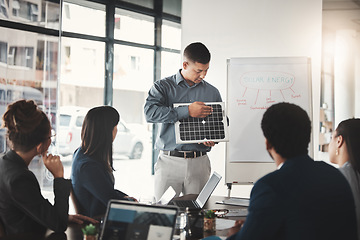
[0,0,182,173]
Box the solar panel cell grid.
[174,102,229,144]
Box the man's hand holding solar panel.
[188,101,213,118]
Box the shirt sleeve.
[10,172,70,233]
[144,81,189,123]
[79,162,127,207]
[226,180,283,240]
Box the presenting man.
[226,102,357,240]
[144,42,222,201]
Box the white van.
[58,106,145,159]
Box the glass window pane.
[162,20,181,50]
[0,27,58,199]
[58,37,104,161]
[60,115,71,126]
[0,0,60,30]
[113,44,154,94]
[60,37,104,105]
[120,0,153,9]
[112,44,153,198]
[62,1,105,37]
[163,0,182,17]
[161,51,181,79]
[114,8,154,45]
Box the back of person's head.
[81,106,119,171]
[183,42,211,64]
[2,99,50,152]
[335,118,360,173]
[261,102,311,159]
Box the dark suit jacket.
[227,155,358,240]
[0,150,71,235]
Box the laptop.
[99,200,178,240]
[170,171,222,209]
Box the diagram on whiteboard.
[239,71,301,106]
[234,68,305,109]
[227,57,312,163]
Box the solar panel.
[174,102,229,144]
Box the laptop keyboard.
[174,200,197,208]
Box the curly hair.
[2,100,50,152]
[261,102,311,159]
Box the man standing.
[144,42,222,201]
[227,102,357,240]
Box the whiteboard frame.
[225,57,313,185]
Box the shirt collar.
[277,162,284,170]
[175,69,204,87]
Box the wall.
[322,1,360,125]
[181,0,322,197]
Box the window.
[0,0,8,18]
[130,55,140,70]
[2,0,59,29]
[0,41,7,63]
[114,8,154,45]
[64,46,71,70]
[60,115,71,126]
[62,1,105,37]
[121,0,153,9]
[0,0,182,208]
[7,46,34,68]
[161,51,181,79]
[8,47,15,65]
[12,0,20,16]
[163,0,181,17]
[30,3,38,22]
[64,4,70,19]
[161,20,181,50]
[25,47,33,68]
[75,116,84,127]
[114,17,120,29]
[18,1,33,21]
[59,37,104,107]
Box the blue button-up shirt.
[144,69,222,151]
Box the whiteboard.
[225,57,312,184]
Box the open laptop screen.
[196,171,222,207]
[100,200,178,240]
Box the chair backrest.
[0,217,6,238]
[70,187,84,214]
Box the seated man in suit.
[226,102,357,240]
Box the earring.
[336,149,339,156]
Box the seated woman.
[71,106,137,218]
[0,100,95,236]
[329,118,360,240]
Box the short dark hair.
[183,42,211,64]
[261,102,311,159]
[335,118,360,173]
[81,106,119,172]
[2,100,50,152]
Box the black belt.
[162,150,207,159]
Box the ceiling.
[323,0,360,32]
